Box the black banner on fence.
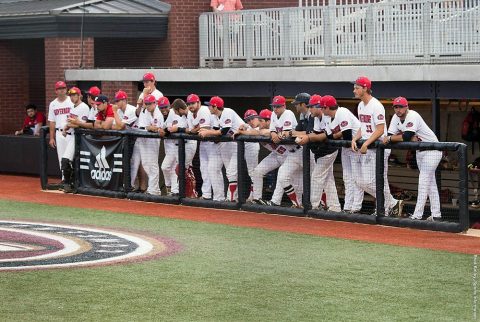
[78,135,124,190]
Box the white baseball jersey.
[116,104,138,128]
[218,108,244,136]
[327,107,361,137]
[388,110,438,143]
[47,97,74,129]
[138,89,163,102]
[145,107,165,129]
[135,90,163,130]
[269,109,298,133]
[357,97,387,139]
[68,102,90,133]
[314,114,332,133]
[187,105,212,129]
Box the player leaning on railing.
[383,97,442,221]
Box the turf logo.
[0,220,181,271]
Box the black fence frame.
[39,127,469,233]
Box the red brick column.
[101,81,138,104]
[0,40,29,134]
[44,37,94,108]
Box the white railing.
[199,0,480,67]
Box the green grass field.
[0,199,476,321]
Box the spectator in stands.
[15,104,46,136]
[211,0,243,12]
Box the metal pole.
[178,138,186,199]
[375,145,385,217]
[39,126,48,190]
[458,144,469,231]
[237,140,246,205]
[303,145,311,212]
[122,133,131,193]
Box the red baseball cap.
[244,109,258,121]
[114,90,128,101]
[270,95,286,107]
[55,81,67,89]
[158,96,170,108]
[392,96,408,107]
[88,86,101,97]
[205,96,224,109]
[144,94,156,104]
[353,76,372,90]
[143,72,155,82]
[67,87,81,95]
[307,94,322,107]
[259,109,272,120]
[320,95,337,108]
[186,94,200,104]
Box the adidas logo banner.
[78,135,124,190]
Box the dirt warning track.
[1,174,479,254]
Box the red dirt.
[1,174,479,254]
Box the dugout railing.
[39,127,469,233]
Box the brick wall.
[101,81,139,104]
[44,37,94,108]
[0,40,30,134]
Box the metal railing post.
[237,141,246,205]
[223,14,231,68]
[458,144,469,231]
[282,10,291,66]
[199,14,208,68]
[245,12,254,67]
[303,145,312,212]
[122,133,131,193]
[39,126,48,190]
[375,145,385,217]
[178,138,186,199]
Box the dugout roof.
[0,0,170,39]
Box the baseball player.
[164,98,194,196]
[112,90,138,130]
[269,95,304,208]
[81,86,101,129]
[351,76,402,216]
[58,87,90,191]
[138,94,165,195]
[93,95,114,130]
[297,95,360,212]
[131,72,164,192]
[383,97,442,221]
[158,97,177,195]
[235,109,286,205]
[319,95,363,213]
[199,96,245,201]
[186,94,213,199]
[47,81,74,183]
[239,109,261,200]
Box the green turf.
[0,199,476,321]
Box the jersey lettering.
[359,114,372,123]
[54,107,71,116]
